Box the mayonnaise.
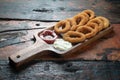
[53,39,72,51]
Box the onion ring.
[54,20,70,34]
[95,16,110,29]
[80,12,89,19]
[76,26,96,38]
[86,22,99,34]
[63,31,86,43]
[66,18,76,27]
[87,18,104,31]
[82,9,95,19]
[72,14,88,26]
[66,18,77,31]
[70,25,79,31]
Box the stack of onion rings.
[53,9,110,44]
[87,18,104,31]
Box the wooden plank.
[0,60,120,80]
[0,20,55,32]
[0,0,119,23]
[0,20,56,48]
[0,0,119,79]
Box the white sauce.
[53,39,72,51]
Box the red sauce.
[39,30,58,44]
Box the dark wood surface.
[0,0,120,80]
[0,0,119,23]
[1,60,120,80]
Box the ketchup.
[39,30,58,44]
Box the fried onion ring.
[73,14,88,26]
[82,9,95,19]
[86,22,99,34]
[66,18,76,27]
[54,20,70,33]
[76,26,96,38]
[80,12,89,19]
[66,18,77,31]
[70,25,79,31]
[95,16,110,29]
[63,31,85,43]
[76,12,89,20]
[88,18,104,31]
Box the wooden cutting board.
[9,25,113,68]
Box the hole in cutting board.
[16,55,20,58]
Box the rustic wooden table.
[0,0,120,80]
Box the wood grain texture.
[0,20,56,48]
[0,60,120,80]
[0,0,119,23]
[0,0,120,79]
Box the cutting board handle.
[9,37,49,68]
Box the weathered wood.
[0,20,56,48]
[1,60,120,80]
[0,0,120,79]
[0,0,119,23]
[0,20,56,32]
